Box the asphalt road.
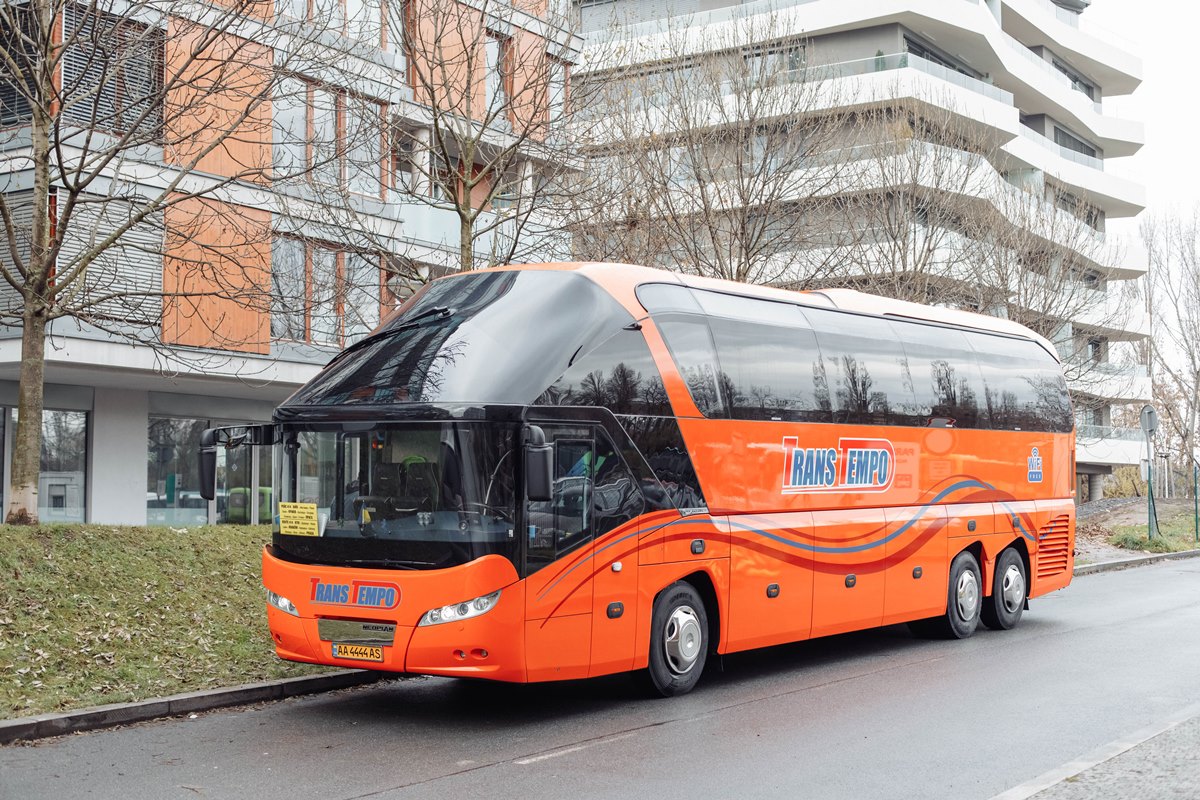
[4,559,1200,800]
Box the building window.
[310,246,340,346]
[392,138,415,194]
[271,237,382,347]
[62,5,164,139]
[272,78,384,196]
[548,58,567,123]
[1052,58,1096,100]
[904,35,973,76]
[1053,126,1097,158]
[147,417,209,526]
[0,5,35,127]
[39,409,87,523]
[278,0,383,46]
[271,236,306,340]
[345,253,382,343]
[744,42,805,76]
[485,33,510,116]
[345,94,384,196]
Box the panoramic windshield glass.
[283,270,634,408]
[273,422,519,569]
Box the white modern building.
[577,0,1149,500]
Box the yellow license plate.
[332,643,383,662]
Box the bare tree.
[1143,209,1200,478]
[570,11,860,286]
[961,181,1139,396]
[808,84,1013,304]
[0,0,360,522]
[389,0,578,273]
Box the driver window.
[526,427,593,573]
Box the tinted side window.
[892,321,986,428]
[537,329,673,416]
[622,416,708,514]
[593,431,645,537]
[802,308,914,426]
[654,314,727,418]
[526,428,593,574]
[967,333,1072,432]
[693,291,831,423]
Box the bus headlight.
[418,590,501,626]
[266,589,299,617]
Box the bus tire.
[941,550,983,639]
[981,548,1027,631]
[645,582,708,697]
[910,551,982,640]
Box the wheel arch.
[677,570,721,655]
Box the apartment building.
[0,0,576,524]
[576,0,1149,500]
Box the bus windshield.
[273,421,520,570]
[284,269,635,408]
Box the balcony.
[1016,124,1103,170]
[1075,424,1145,468]
[1003,128,1144,217]
[1002,0,1141,96]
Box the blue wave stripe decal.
[534,517,716,602]
[535,479,1047,601]
[726,479,995,554]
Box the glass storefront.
[40,410,88,523]
[148,415,271,526]
[147,417,209,525]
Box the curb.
[0,669,386,746]
[1075,548,1200,576]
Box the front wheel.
[645,582,708,697]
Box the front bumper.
[262,547,527,682]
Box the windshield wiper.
[325,306,454,366]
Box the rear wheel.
[981,548,1027,630]
[645,582,708,697]
[909,551,982,640]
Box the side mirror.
[524,425,553,502]
[198,424,275,501]
[199,428,217,501]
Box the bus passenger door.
[588,431,645,677]
[524,428,595,681]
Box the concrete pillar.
[1087,473,1104,502]
[89,387,149,525]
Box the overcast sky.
[1086,0,1198,228]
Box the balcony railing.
[1024,0,1138,51]
[1000,33,1104,113]
[629,52,1014,112]
[1076,424,1144,442]
[790,52,1014,105]
[1017,124,1105,171]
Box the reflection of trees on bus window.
[536,328,674,416]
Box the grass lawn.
[0,524,329,718]
[1110,505,1200,554]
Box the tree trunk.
[9,0,55,525]
[459,216,474,272]
[7,310,47,524]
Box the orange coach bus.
[200,263,1075,696]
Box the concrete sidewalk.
[992,704,1200,800]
